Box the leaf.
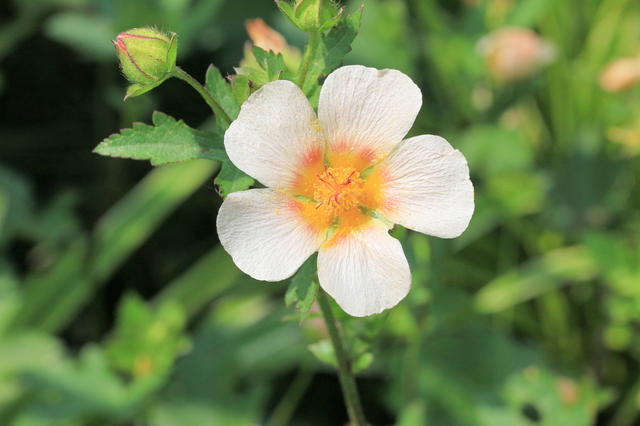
[474,246,598,313]
[307,338,373,373]
[252,47,296,82]
[285,254,319,322]
[106,294,189,379]
[22,345,146,419]
[307,339,337,368]
[229,74,253,105]
[214,161,254,198]
[301,6,363,105]
[205,65,240,126]
[94,112,226,166]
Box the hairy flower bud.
[276,0,344,33]
[113,28,178,99]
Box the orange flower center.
[313,167,365,215]
[292,149,387,245]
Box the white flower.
[217,65,474,317]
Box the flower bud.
[599,57,640,92]
[113,28,178,99]
[240,18,301,72]
[276,0,344,33]
[476,27,555,82]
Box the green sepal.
[277,0,344,33]
[275,1,300,30]
[359,206,394,229]
[294,0,343,33]
[285,254,319,323]
[123,76,168,100]
[317,6,345,32]
[166,32,178,69]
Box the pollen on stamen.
[313,167,366,215]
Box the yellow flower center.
[313,167,365,215]
[292,150,387,244]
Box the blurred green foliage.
[1,0,640,425]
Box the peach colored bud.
[477,27,556,82]
[240,19,301,72]
[599,57,640,92]
[246,18,288,55]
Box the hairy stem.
[317,290,367,426]
[170,67,232,125]
[297,31,320,89]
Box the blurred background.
[1,0,640,425]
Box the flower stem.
[297,31,320,89]
[317,289,368,426]
[170,66,232,126]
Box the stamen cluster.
[313,167,365,215]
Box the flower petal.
[317,221,411,316]
[376,135,474,238]
[224,80,324,191]
[217,189,325,281]
[318,65,422,168]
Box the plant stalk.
[297,31,320,89]
[317,290,367,426]
[170,66,232,125]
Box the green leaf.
[204,65,240,125]
[22,345,145,419]
[106,294,189,379]
[307,339,337,367]
[301,6,362,104]
[474,246,598,313]
[214,161,254,198]
[229,74,253,105]
[285,254,319,322]
[0,261,21,335]
[307,338,372,372]
[252,46,296,82]
[94,112,226,166]
[0,332,64,406]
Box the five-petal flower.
[217,65,474,317]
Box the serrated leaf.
[94,112,226,166]
[214,161,254,198]
[285,254,319,322]
[252,46,296,82]
[205,65,240,126]
[301,6,362,105]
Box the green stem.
[170,67,232,125]
[606,371,640,426]
[297,31,320,89]
[266,362,316,426]
[317,290,367,426]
